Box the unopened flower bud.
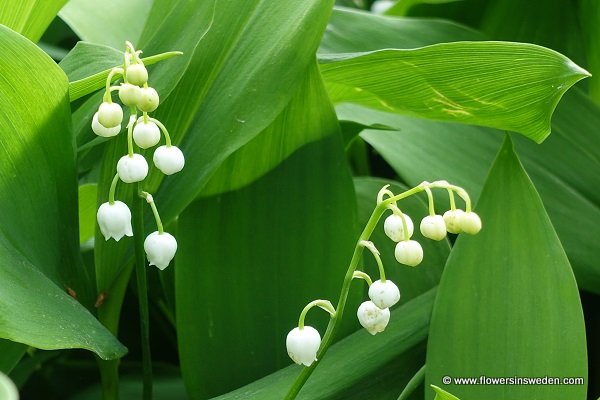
[97,102,123,128]
[384,213,414,242]
[0,371,18,400]
[459,211,482,235]
[443,209,465,234]
[117,153,149,183]
[153,145,185,175]
[126,63,148,86]
[92,112,120,137]
[368,279,400,309]
[286,326,321,366]
[118,83,141,107]
[357,301,390,335]
[144,231,177,270]
[137,87,159,112]
[394,240,423,267]
[96,201,133,241]
[133,120,161,149]
[420,215,447,241]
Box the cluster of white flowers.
[95,42,184,270]
[285,181,481,367]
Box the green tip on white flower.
[126,63,148,86]
[420,215,447,241]
[153,145,185,175]
[133,120,161,149]
[117,153,149,183]
[97,201,133,241]
[459,211,482,235]
[443,209,465,234]
[357,300,390,335]
[118,83,142,107]
[286,326,321,366]
[368,279,400,309]
[97,101,123,128]
[137,87,160,112]
[144,231,177,270]
[384,213,414,242]
[92,112,120,137]
[394,240,423,267]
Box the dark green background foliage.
[0,0,597,399]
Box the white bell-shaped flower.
[117,154,149,183]
[92,112,120,137]
[286,326,321,366]
[137,87,160,112]
[126,63,148,86]
[384,213,414,242]
[118,83,141,107]
[357,301,390,335]
[96,201,133,241]
[144,231,177,270]
[459,211,482,235]
[420,215,447,241]
[153,145,185,175]
[133,120,161,149]
[394,240,423,267]
[0,371,18,400]
[443,209,465,234]
[97,101,123,128]
[368,279,401,309]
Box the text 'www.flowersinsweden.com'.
[441,375,585,386]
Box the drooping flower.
[126,63,148,86]
[368,279,401,309]
[459,211,482,235]
[118,83,141,107]
[443,209,465,234]
[144,231,177,270]
[137,86,160,112]
[394,240,423,267]
[96,201,133,241]
[286,326,321,366]
[92,112,120,137]
[117,154,149,183]
[133,120,161,149]
[97,101,124,128]
[153,145,185,175]
[384,213,414,242]
[357,301,390,335]
[420,215,447,241]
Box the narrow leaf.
[0,0,67,42]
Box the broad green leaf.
[0,340,25,373]
[0,0,67,42]
[212,289,436,400]
[0,26,125,360]
[78,184,97,244]
[177,134,360,398]
[580,0,600,103]
[386,0,462,17]
[354,178,449,304]
[319,7,484,54]
[320,41,589,142]
[431,385,460,400]
[59,0,152,49]
[425,137,587,399]
[355,88,600,293]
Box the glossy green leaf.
[59,0,151,48]
[354,177,449,304]
[0,0,67,42]
[355,88,600,293]
[431,385,460,400]
[0,26,126,359]
[212,289,436,400]
[78,184,97,244]
[320,41,589,142]
[425,137,587,399]
[319,7,484,54]
[177,134,360,398]
[385,0,462,17]
[0,340,26,373]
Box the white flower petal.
[368,279,400,309]
[117,154,149,183]
[144,231,177,270]
[153,145,185,175]
[394,240,423,267]
[357,301,390,335]
[384,213,414,242]
[96,201,133,241]
[92,113,120,137]
[286,326,321,366]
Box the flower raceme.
[93,42,185,272]
[285,181,482,372]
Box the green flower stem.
[140,191,164,234]
[360,240,386,282]
[424,186,435,216]
[133,183,153,400]
[284,184,424,399]
[298,300,335,329]
[147,117,172,146]
[351,271,373,286]
[108,173,119,204]
[96,356,119,400]
[447,188,457,211]
[127,112,137,157]
[397,365,426,400]
[104,68,124,103]
[429,181,471,212]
